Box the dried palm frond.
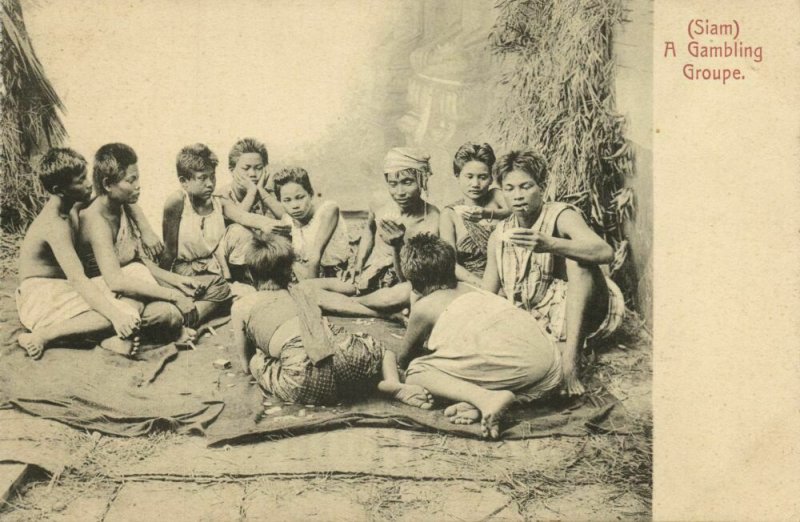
[1,0,67,233]
[488,0,638,302]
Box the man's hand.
[263,170,276,193]
[232,169,258,194]
[377,219,405,248]
[171,292,196,316]
[256,219,292,238]
[110,308,141,339]
[174,276,207,298]
[459,206,485,222]
[343,263,362,284]
[505,229,553,252]
[140,229,164,261]
[257,170,270,192]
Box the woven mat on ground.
[0,279,627,445]
[0,279,223,437]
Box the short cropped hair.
[494,150,548,187]
[272,167,313,200]
[35,148,87,194]
[228,138,268,171]
[176,143,218,180]
[244,234,294,288]
[453,142,496,176]
[93,143,137,195]
[400,233,458,296]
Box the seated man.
[379,234,563,439]
[482,150,625,397]
[217,138,288,279]
[219,137,283,218]
[16,148,142,359]
[314,147,440,313]
[161,143,288,310]
[271,166,350,280]
[230,234,432,408]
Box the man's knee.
[141,301,183,334]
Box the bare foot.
[559,368,586,397]
[100,336,140,357]
[176,326,197,345]
[388,311,409,327]
[444,402,480,425]
[393,384,433,409]
[18,332,45,360]
[478,390,515,440]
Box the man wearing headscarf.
[344,147,440,302]
[302,148,441,313]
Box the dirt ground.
[0,235,652,521]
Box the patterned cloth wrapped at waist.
[446,201,495,277]
[248,323,385,406]
[455,220,493,276]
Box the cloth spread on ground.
[0,278,626,445]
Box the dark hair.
[272,167,313,200]
[244,234,294,288]
[176,143,218,180]
[453,142,496,177]
[228,138,268,170]
[35,148,87,194]
[494,150,548,187]
[93,143,137,195]
[400,233,458,296]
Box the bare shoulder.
[215,183,233,198]
[164,190,184,209]
[553,206,589,236]
[439,205,455,223]
[425,202,441,217]
[414,291,453,320]
[27,202,56,229]
[231,291,256,315]
[409,295,438,324]
[163,191,184,216]
[317,200,340,216]
[78,203,109,236]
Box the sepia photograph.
[0,0,654,519]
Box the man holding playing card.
[483,150,625,398]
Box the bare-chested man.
[314,148,440,313]
[16,148,142,359]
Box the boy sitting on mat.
[230,233,432,408]
[379,234,563,439]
